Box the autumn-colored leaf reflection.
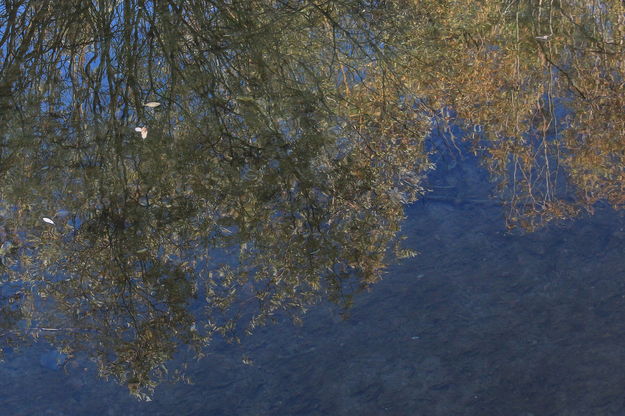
[4,0,625,400]
[0,0,430,398]
[393,0,625,230]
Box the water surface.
[3,1,625,415]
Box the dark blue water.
[3,151,625,416]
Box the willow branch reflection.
[393,0,625,230]
[0,0,430,399]
[6,0,625,400]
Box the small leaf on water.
[144,101,161,108]
[135,127,148,139]
[43,217,55,225]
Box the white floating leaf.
[135,127,148,139]
[144,101,161,108]
[42,217,55,225]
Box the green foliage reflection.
[0,0,430,398]
[6,0,625,399]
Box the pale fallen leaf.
[135,126,148,139]
[43,217,55,225]
[144,101,161,108]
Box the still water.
[4,1,625,415]
[3,148,625,415]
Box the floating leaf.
[42,217,55,225]
[144,102,161,108]
[135,127,148,139]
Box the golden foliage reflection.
[3,0,625,399]
[0,0,430,398]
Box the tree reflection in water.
[3,0,625,400]
[0,0,430,398]
[395,0,625,230]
